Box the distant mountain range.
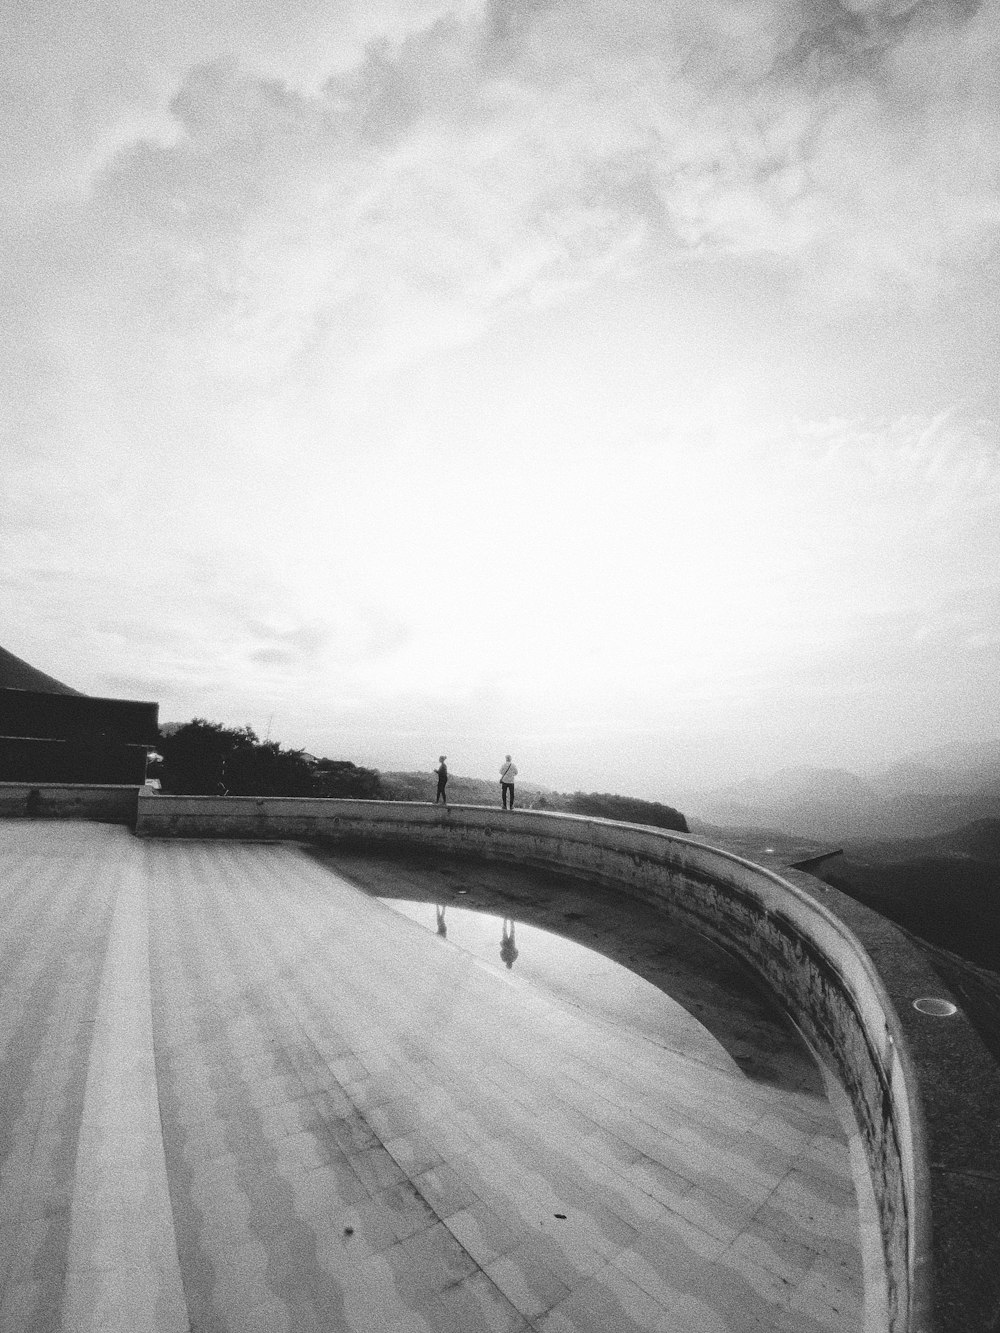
[805,817,1000,974]
[682,746,1000,974]
[379,771,550,807]
[682,740,1000,843]
[378,772,688,830]
[844,817,1000,866]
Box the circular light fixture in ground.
[912,997,958,1017]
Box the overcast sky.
[3,0,999,796]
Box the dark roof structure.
[0,646,82,695]
[0,645,157,784]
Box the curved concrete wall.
[134,792,937,1331]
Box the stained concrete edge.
[0,782,139,823]
[775,861,1000,1333]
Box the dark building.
[0,647,158,785]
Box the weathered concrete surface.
[0,782,138,823]
[132,793,1000,1332]
[1,819,876,1333]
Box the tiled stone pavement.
[0,821,885,1332]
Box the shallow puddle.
[379,897,746,1077]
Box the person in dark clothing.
[500,754,517,809]
[435,756,449,804]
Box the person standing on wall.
[500,754,518,809]
[435,756,449,805]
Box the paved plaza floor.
[0,821,884,1332]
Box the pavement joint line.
[61,857,189,1333]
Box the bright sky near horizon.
[3,0,999,798]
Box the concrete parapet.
[131,793,999,1332]
[0,781,140,822]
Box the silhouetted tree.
[312,759,384,799]
[158,720,313,796]
[563,792,688,833]
[156,720,385,798]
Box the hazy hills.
[378,772,688,831]
[681,739,1000,843]
[378,771,548,806]
[843,817,1000,866]
[802,817,1000,973]
[682,744,1000,972]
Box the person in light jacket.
[499,755,518,810]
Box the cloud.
[0,0,446,226]
[156,3,1000,311]
[246,621,329,667]
[4,0,999,444]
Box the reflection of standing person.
[500,918,518,969]
[436,904,447,937]
[500,755,518,809]
[435,756,448,805]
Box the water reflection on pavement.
[380,898,745,1079]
